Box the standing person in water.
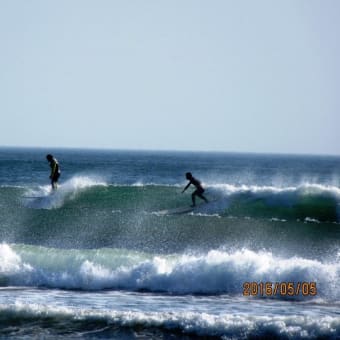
[46,154,61,190]
[182,172,208,207]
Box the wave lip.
[1,244,339,300]
[211,183,340,194]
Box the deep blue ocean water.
[0,147,339,339]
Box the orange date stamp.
[243,282,317,297]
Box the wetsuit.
[183,176,208,206]
[189,177,205,196]
[49,157,60,189]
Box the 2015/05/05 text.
[243,282,317,297]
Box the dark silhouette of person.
[46,154,60,190]
[182,172,208,207]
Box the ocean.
[0,147,339,339]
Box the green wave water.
[0,180,339,259]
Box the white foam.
[304,217,321,224]
[1,245,339,299]
[0,302,339,339]
[210,182,340,197]
[0,244,32,274]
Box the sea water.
[0,147,339,339]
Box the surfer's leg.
[51,173,59,190]
[191,192,196,207]
[51,177,58,190]
[198,193,208,203]
[197,188,208,203]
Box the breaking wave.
[13,178,340,222]
[1,244,339,300]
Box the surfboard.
[22,194,54,201]
[155,199,219,216]
[155,206,195,216]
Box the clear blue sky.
[1,1,339,154]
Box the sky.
[0,1,339,155]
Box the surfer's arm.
[182,182,191,193]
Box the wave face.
[1,180,339,259]
[212,183,340,222]
[10,180,340,222]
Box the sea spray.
[22,175,108,209]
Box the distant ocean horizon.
[1,144,340,157]
[0,147,339,339]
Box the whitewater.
[0,148,339,339]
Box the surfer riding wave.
[182,172,208,207]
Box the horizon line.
[0,144,339,158]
